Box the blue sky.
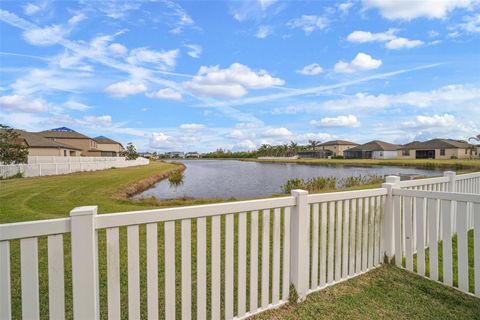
[0,0,479,152]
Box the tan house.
[94,136,124,157]
[319,140,359,157]
[397,139,474,159]
[39,127,100,156]
[15,130,81,157]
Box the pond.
[134,160,444,200]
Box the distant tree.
[289,141,298,156]
[0,124,28,164]
[125,142,139,160]
[308,140,321,151]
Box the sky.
[0,0,479,152]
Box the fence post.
[290,189,309,301]
[70,206,99,320]
[444,171,456,192]
[382,175,400,263]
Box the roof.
[401,139,470,150]
[320,140,359,146]
[39,127,91,139]
[94,136,122,145]
[13,130,82,150]
[347,140,400,152]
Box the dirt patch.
[115,163,186,199]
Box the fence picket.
[238,212,247,316]
[349,199,356,276]
[211,216,221,319]
[441,200,453,286]
[474,203,480,296]
[335,201,343,281]
[415,198,425,276]
[362,198,369,271]
[181,219,192,320]
[106,228,120,319]
[394,196,402,267]
[327,202,335,283]
[261,210,270,308]
[456,201,468,292]
[356,198,363,273]
[165,221,176,320]
[47,234,65,319]
[311,204,319,289]
[0,241,10,320]
[196,217,207,320]
[250,211,259,311]
[127,225,140,320]
[146,223,158,320]
[282,207,291,301]
[272,208,281,304]
[342,200,350,278]
[368,197,375,269]
[319,202,327,287]
[404,197,413,271]
[20,238,39,320]
[427,199,439,281]
[225,214,234,319]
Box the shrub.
[168,170,184,189]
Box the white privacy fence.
[0,157,149,178]
[0,171,479,319]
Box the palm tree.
[308,140,321,151]
[289,141,298,156]
[468,134,480,143]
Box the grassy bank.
[0,161,185,223]
[241,158,480,172]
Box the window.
[402,149,410,156]
[465,149,468,154]
[64,150,67,156]
[440,149,445,156]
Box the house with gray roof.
[397,138,474,159]
[343,140,399,159]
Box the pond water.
[134,160,443,200]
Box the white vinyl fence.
[0,171,479,319]
[0,156,149,178]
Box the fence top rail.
[397,175,449,188]
[307,187,387,204]
[96,196,296,229]
[392,188,480,203]
[456,171,480,180]
[0,217,70,241]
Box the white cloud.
[185,44,202,58]
[362,0,475,20]
[347,29,397,42]
[147,88,182,101]
[164,0,196,34]
[262,127,293,138]
[226,129,255,140]
[287,15,329,34]
[108,43,128,55]
[23,25,67,46]
[347,29,424,49]
[338,2,354,14]
[68,14,86,26]
[457,14,480,33]
[402,114,456,129]
[63,100,91,111]
[334,52,382,73]
[255,25,273,38]
[183,63,284,98]
[82,115,113,127]
[385,37,424,49]
[310,114,360,127]
[297,63,323,75]
[180,123,205,130]
[23,3,40,15]
[235,139,256,150]
[126,48,179,70]
[295,132,336,143]
[149,132,178,150]
[0,94,47,112]
[105,81,147,98]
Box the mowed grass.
[1,162,479,319]
[253,265,480,320]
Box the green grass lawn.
[1,162,479,319]
[253,265,480,320]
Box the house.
[166,151,185,159]
[344,140,399,159]
[298,149,333,159]
[39,127,100,156]
[185,152,200,158]
[94,136,124,157]
[14,130,82,157]
[397,139,474,159]
[318,140,359,157]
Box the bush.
[168,170,184,189]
